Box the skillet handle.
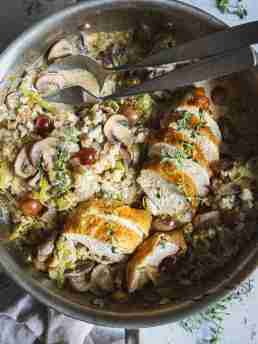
[125,329,140,344]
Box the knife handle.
[111,21,258,71]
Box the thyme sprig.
[180,278,254,343]
[52,147,72,196]
[216,0,247,19]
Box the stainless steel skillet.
[0,1,258,343]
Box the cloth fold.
[0,270,124,344]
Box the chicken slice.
[149,143,210,194]
[127,230,187,292]
[149,142,210,172]
[63,199,152,264]
[162,127,220,164]
[137,169,193,222]
[175,104,222,144]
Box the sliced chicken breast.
[127,230,187,292]
[64,234,126,264]
[137,169,193,222]
[178,159,209,196]
[85,199,151,238]
[176,104,222,143]
[149,142,210,171]
[63,199,152,264]
[163,127,219,164]
[149,143,210,194]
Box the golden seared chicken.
[127,230,187,292]
[138,87,222,230]
[63,199,152,264]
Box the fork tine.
[43,86,86,105]
[48,55,109,87]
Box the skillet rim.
[0,0,258,328]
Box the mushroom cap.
[104,115,133,146]
[28,172,41,188]
[14,147,37,179]
[90,264,115,293]
[5,92,19,110]
[152,217,176,232]
[48,38,74,61]
[65,260,95,278]
[35,73,66,96]
[29,137,59,169]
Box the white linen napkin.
[0,269,124,344]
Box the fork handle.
[106,47,256,99]
[111,21,258,70]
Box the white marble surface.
[0,1,258,343]
[139,2,258,343]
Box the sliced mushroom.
[119,144,140,167]
[119,146,131,166]
[40,207,58,225]
[152,217,176,232]
[69,275,91,292]
[90,264,115,293]
[5,92,19,110]
[129,144,140,165]
[216,182,241,196]
[65,260,95,278]
[120,104,140,125]
[104,115,133,146]
[37,237,56,262]
[48,38,74,61]
[35,73,66,96]
[29,137,59,169]
[28,172,41,188]
[65,261,95,292]
[14,147,37,179]
[193,210,221,229]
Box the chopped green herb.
[10,218,44,241]
[119,119,130,127]
[111,246,117,253]
[176,111,193,131]
[161,143,193,168]
[190,129,198,139]
[156,190,161,199]
[135,94,154,116]
[62,127,80,144]
[195,109,207,131]
[107,228,114,236]
[20,85,55,112]
[159,240,166,249]
[180,278,254,342]
[142,196,148,209]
